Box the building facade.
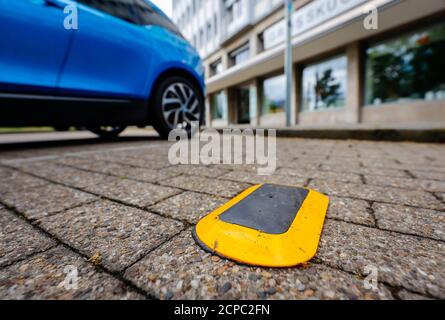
[172,0,445,128]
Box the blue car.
[0,0,205,138]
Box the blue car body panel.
[0,0,204,126]
[0,0,74,94]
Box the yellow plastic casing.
[194,184,329,267]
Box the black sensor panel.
[219,184,309,235]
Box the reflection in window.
[301,55,347,111]
[366,22,445,106]
[211,91,227,120]
[77,0,181,36]
[229,43,250,67]
[262,74,285,115]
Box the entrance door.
[236,87,250,124]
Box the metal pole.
[284,0,293,127]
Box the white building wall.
[172,0,283,59]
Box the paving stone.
[277,160,322,171]
[160,175,251,198]
[320,163,363,173]
[365,175,445,193]
[373,203,445,241]
[219,171,308,187]
[0,246,143,300]
[359,167,412,178]
[15,161,112,189]
[326,157,362,166]
[360,158,402,169]
[0,208,55,267]
[124,230,392,300]
[149,191,226,224]
[221,164,275,174]
[409,170,445,182]
[1,138,444,300]
[168,165,230,178]
[84,177,181,208]
[397,289,433,300]
[0,167,11,179]
[57,157,179,183]
[276,167,362,183]
[75,148,169,165]
[320,164,409,178]
[398,164,445,174]
[309,179,445,211]
[328,197,375,227]
[0,169,48,196]
[38,200,184,272]
[317,220,445,299]
[1,184,97,220]
[78,152,170,170]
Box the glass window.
[210,60,223,77]
[236,87,251,124]
[365,22,445,106]
[211,91,227,120]
[262,74,285,115]
[301,55,347,112]
[76,0,182,36]
[229,43,250,67]
[226,0,243,24]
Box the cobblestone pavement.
[0,137,444,300]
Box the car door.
[57,0,154,100]
[0,0,74,94]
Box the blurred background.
[1,0,444,140]
[171,0,445,130]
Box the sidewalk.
[0,136,444,299]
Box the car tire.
[88,126,126,139]
[151,76,204,139]
[53,126,70,132]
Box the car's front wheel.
[152,76,203,139]
[88,126,126,139]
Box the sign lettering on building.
[263,0,368,50]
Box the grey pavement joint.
[37,200,185,272]
[0,208,56,267]
[0,246,143,300]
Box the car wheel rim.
[162,83,200,130]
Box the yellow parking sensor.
[193,184,329,267]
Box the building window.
[301,55,347,112]
[199,28,205,48]
[365,22,445,106]
[214,14,218,36]
[229,43,250,67]
[211,91,227,120]
[226,0,243,24]
[210,59,223,77]
[262,74,285,115]
[207,21,212,42]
